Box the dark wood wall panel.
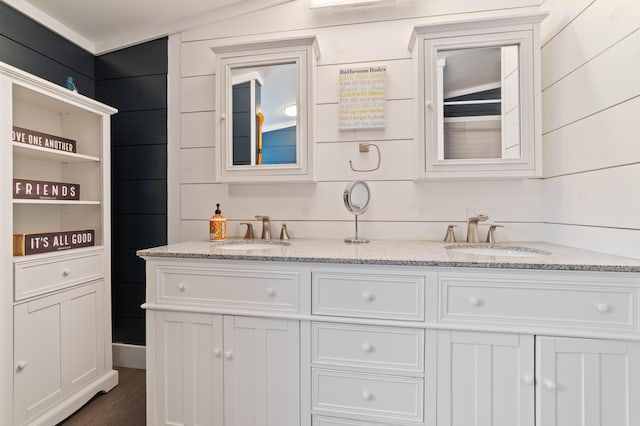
[0,3,95,96]
[96,38,168,346]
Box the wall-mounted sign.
[13,178,80,200]
[339,65,386,130]
[13,229,95,256]
[12,126,76,153]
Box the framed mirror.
[410,12,546,179]
[212,36,319,183]
[343,180,370,243]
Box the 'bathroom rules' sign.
[339,65,386,129]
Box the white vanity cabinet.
[143,258,309,426]
[153,311,300,426]
[140,245,640,426]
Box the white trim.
[3,0,95,53]
[112,343,146,369]
[167,34,181,244]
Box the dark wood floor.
[58,367,146,426]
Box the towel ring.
[349,143,381,172]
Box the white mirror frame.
[212,36,320,183]
[409,12,547,179]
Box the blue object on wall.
[262,126,296,164]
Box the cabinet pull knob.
[469,296,482,306]
[544,380,557,390]
[361,391,374,401]
[62,268,71,277]
[522,374,534,386]
[224,351,233,360]
[16,361,27,371]
[266,287,276,297]
[362,343,374,353]
[362,292,375,302]
[213,348,222,357]
[220,114,226,120]
[596,303,610,313]
[425,101,433,109]
[177,282,186,292]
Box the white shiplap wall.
[540,0,640,258]
[173,0,639,259]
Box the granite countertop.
[136,239,640,273]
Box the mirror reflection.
[231,62,297,166]
[437,44,520,161]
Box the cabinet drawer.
[312,322,424,375]
[14,250,103,300]
[312,368,423,424]
[440,274,637,330]
[157,265,302,313]
[312,272,425,321]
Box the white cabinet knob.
[177,282,186,292]
[266,288,276,297]
[213,348,222,357]
[362,343,374,353]
[16,361,27,371]
[220,114,226,120]
[522,374,535,386]
[425,101,433,109]
[544,380,557,390]
[596,303,610,313]
[362,292,375,302]
[62,268,71,277]
[224,351,233,360]
[361,391,374,401]
[469,296,482,306]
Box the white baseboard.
[112,343,146,369]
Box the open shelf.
[13,142,100,163]
[13,199,101,205]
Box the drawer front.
[313,415,393,426]
[312,322,424,375]
[157,266,302,313]
[312,272,425,321]
[14,250,103,300]
[312,368,423,424]
[440,275,637,330]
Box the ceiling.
[5,0,294,54]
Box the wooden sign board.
[13,179,80,200]
[12,126,76,153]
[14,229,95,256]
[339,65,387,130]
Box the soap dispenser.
[209,203,227,241]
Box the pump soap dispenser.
[209,203,227,241]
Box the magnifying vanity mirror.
[212,36,319,183]
[410,12,546,179]
[343,180,370,243]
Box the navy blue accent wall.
[0,2,95,97]
[262,126,297,164]
[232,81,251,165]
[96,38,168,346]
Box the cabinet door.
[155,311,223,426]
[223,316,300,426]
[437,330,534,426]
[537,336,640,426]
[14,282,101,425]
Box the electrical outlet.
[466,207,494,224]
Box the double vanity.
[138,239,640,426]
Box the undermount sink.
[446,244,551,258]
[212,240,290,251]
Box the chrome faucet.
[466,215,488,243]
[486,224,504,244]
[255,215,271,240]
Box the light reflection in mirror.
[437,44,520,161]
[230,62,297,166]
